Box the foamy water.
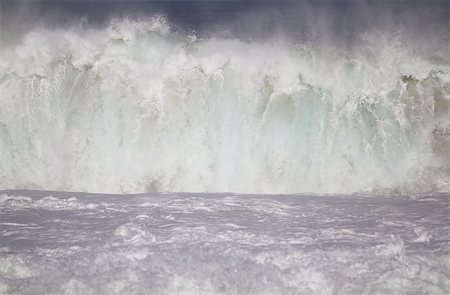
[0,17,449,194]
[0,2,449,294]
[1,190,449,294]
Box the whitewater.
[1,190,449,294]
[0,10,449,295]
[0,17,448,194]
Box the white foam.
[0,18,448,194]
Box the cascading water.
[1,2,450,294]
[0,17,448,194]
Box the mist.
[1,0,448,55]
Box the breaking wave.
[0,17,449,194]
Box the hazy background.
[1,0,448,54]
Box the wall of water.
[0,17,448,193]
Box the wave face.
[0,18,449,194]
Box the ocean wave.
[0,17,449,194]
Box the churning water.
[0,1,449,294]
[0,15,449,194]
[1,191,449,294]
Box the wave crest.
[0,18,449,193]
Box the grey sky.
[1,0,448,52]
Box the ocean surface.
[0,1,449,294]
[1,190,449,294]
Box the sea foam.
[0,17,448,194]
